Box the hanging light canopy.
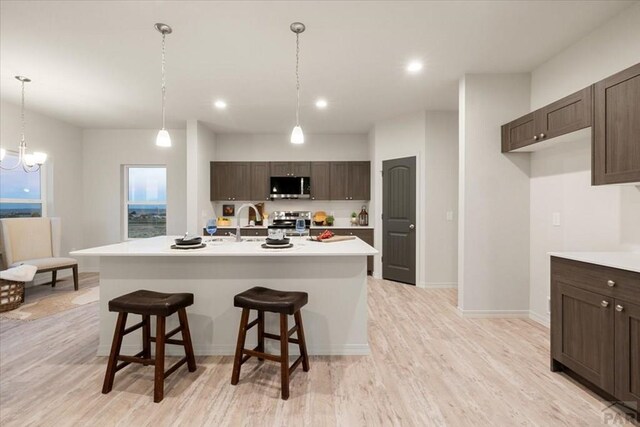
[0,76,47,172]
[290,22,305,145]
[155,23,172,147]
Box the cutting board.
[311,236,356,243]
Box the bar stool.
[231,287,310,400]
[102,290,197,403]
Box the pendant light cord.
[161,32,167,130]
[295,31,300,127]
[20,80,26,146]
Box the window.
[124,166,167,239]
[0,151,45,218]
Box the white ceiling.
[0,0,634,133]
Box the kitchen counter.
[548,251,640,273]
[72,236,376,357]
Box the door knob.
[616,305,624,312]
[607,280,616,287]
[601,300,609,308]
[409,224,415,230]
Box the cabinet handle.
[311,197,315,200]
[345,197,349,200]
[533,135,538,141]
[228,198,231,201]
[539,133,546,139]
[607,280,616,287]
[601,300,609,308]
[616,305,624,312]
[409,224,415,230]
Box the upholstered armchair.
[0,217,78,290]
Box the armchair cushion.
[10,257,77,271]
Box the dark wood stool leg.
[154,315,166,403]
[72,265,79,291]
[280,314,290,400]
[102,312,128,394]
[294,311,310,372]
[231,308,250,385]
[51,270,57,288]
[177,308,197,372]
[257,310,265,361]
[142,315,151,359]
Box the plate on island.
[171,243,207,250]
[261,243,294,249]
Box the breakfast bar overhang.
[71,236,378,356]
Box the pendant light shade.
[156,129,171,147]
[290,22,305,145]
[155,23,172,147]
[290,125,304,145]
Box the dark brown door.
[349,161,371,200]
[501,112,536,152]
[593,62,640,185]
[615,299,640,409]
[210,162,232,201]
[310,162,331,200]
[330,162,349,200]
[270,162,292,177]
[382,157,416,285]
[291,162,311,177]
[229,162,251,201]
[250,162,270,201]
[551,282,615,394]
[536,86,592,140]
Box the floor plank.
[0,274,634,426]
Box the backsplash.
[209,200,370,228]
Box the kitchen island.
[71,236,377,356]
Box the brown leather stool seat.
[102,290,197,403]
[109,290,194,316]
[231,286,310,400]
[234,286,308,315]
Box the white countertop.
[71,235,378,257]
[549,252,640,273]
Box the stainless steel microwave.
[270,176,311,199]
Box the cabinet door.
[501,112,537,152]
[250,162,271,201]
[291,162,311,177]
[330,162,350,200]
[270,162,292,177]
[210,162,232,201]
[310,162,331,200]
[349,161,371,200]
[615,299,640,408]
[593,62,640,185]
[229,162,252,201]
[536,86,592,140]
[551,282,615,393]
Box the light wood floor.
[0,274,634,426]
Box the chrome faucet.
[233,203,260,242]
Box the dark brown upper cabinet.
[210,162,251,201]
[250,162,271,201]
[310,162,331,200]
[501,87,592,153]
[270,161,311,177]
[330,161,371,200]
[593,62,640,185]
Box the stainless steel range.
[269,211,311,236]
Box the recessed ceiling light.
[214,100,227,109]
[315,99,328,109]
[406,61,423,74]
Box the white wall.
[186,120,217,235]
[458,74,531,315]
[369,110,458,288]
[81,129,187,271]
[0,101,84,279]
[528,3,640,326]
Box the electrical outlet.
[446,211,454,221]
[552,212,561,227]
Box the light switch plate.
[446,211,454,221]
[552,212,561,226]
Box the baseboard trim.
[420,282,457,289]
[97,343,370,357]
[528,311,550,328]
[457,308,530,318]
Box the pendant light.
[155,23,172,147]
[290,22,305,145]
[0,76,47,172]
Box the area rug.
[0,287,99,321]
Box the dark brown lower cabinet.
[551,257,640,413]
[203,227,268,237]
[310,228,374,275]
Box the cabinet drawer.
[551,257,640,303]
